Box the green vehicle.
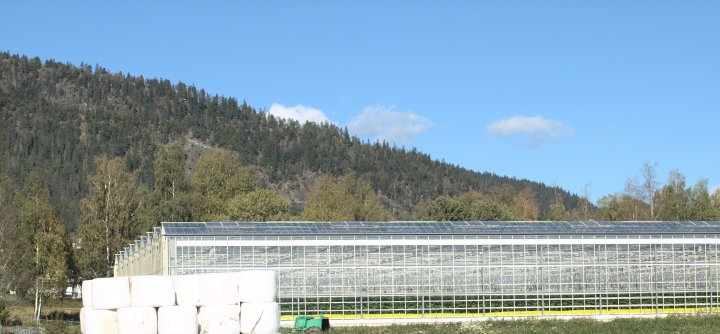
[292,312,329,332]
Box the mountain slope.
[0,53,582,226]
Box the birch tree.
[13,173,68,321]
[548,191,568,221]
[689,179,716,220]
[512,187,540,220]
[302,173,389,221]
[138,143,195,229]
[190,150,255,220]
[712,188,720,215]
[0,173,19,295]
[77,156,144,278]
[596,194,648,221]
[625,162,660,219]
[655,169,691,221]
[154,143,188,202]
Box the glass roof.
[161,221,720,236]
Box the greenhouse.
[115,221,720,321]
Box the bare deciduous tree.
[625,162,659,219]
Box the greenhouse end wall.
[115,222,720,320]
[114,227,164,276]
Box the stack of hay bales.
[80,271,279,334]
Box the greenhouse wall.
[114,227,163,276]
[115,222,720,321]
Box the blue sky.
[2,1,719,202]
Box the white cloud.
[348,106,431,145]
[268,103,331,124]
[486,115,574,148]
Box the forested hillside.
[0,52,581,226]
[2,52,720,305]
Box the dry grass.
[5,298,81,325]
[281,315,720,334]
[8,298,720,334]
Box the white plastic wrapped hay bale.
[81,280,93,307]
[237,270,277,303]
[173,274,200,306]
[117,306,157,334]
[198,273,239,306]
[198,305,240,334]
[158,305,198,334]
[83,309,117,334]
[205,318,241,334]
[130,275,175,307]
[239,302,280,334]
[80,307,88,334]
[91,276,131,309]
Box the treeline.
[4,147,719,298]
[594,163,720,221]
[0,145,398,310]
[424,163,720,222]
[0,142,570,301]
[0,52,580,227]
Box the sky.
[2,1,719,203]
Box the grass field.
[2,298,81,334]
[280,315,720,333]
[5,298,82,324]
[7,298,720,333]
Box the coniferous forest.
[0,52,580,227]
